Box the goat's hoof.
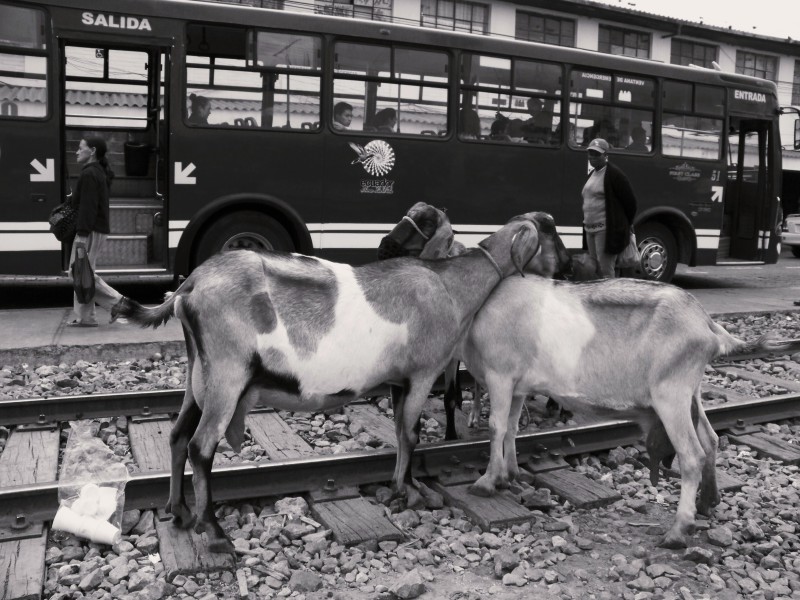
[165,503,194,529]
[208,537,235,555]
[696,493,720,516]
[468,481,494,498]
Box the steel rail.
[1,392,797,530]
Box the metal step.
[96,234,151,266]
[110,197,162,235]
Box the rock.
[78,568,104,591]
[520,488,552,510]
[707,526,734,547]
[607,447,628,468]
[121,509,141,535]
[502,571,527,587]
[683,546,715,565]
[135,535,159,554]
[742,519,765,541]
[139,579,176,600]
[289,570,322,592]
[389,569,427,599]
[494,547,520,576]
[627,574,655,591]
[276,497,309,519]
[132,510,155,535]
[375,486,394,506]
[393,510,421,529]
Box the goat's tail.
[113,283,187,329]
[713,322,800,357]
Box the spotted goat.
[459,275,800,548]
[113,214,543,553]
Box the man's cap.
[587,138,610,153]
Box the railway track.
[1,356,799,599]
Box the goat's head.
[505,212,573,279]
[479,215,543,277]
[378,202,454,260]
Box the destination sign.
[81,12,152,31]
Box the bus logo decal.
[349,141,395,177]
[81,12,152,31]
[668,162,701,182]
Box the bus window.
[568,69,654,151]
[0,52,47,119]
[65,47,149,128]
[0,3,47,49]
[333,42,448,136]
[186,25,321,130]
[662,80,723,159]
[460,54,561,144]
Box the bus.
[1,0,792,284]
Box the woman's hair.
[189,93,211,112]
[84,136,114,187]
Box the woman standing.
[68,136,125,327]
[582,138,638,278]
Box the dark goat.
[378,203,573,439]
[114,215,543,553]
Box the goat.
[459,275,800,548]
[378,203,574,439]
[113,215,542,553]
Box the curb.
[0,341,187,368]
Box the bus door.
[61,41,169,273]
[725,117,771,260]
[0,3,56,276]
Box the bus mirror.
[795,119,800,150]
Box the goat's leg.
[694,394,720,516]
[470,376,514,497]
[166,394,202,528]
[188,370,245,554]
[467,381,481,428]
[652,388,706,549]
[166,334,202,528]
[442,360,461,441]
[501,394,526,485]
[393,376,436,510]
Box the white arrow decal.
[175,162,196,185]
[30,158,54,182]
[711,185,724,203]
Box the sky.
[591,0,798,40]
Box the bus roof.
[37,0,778,96]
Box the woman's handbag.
[72,243,96,304]
[616,230,641,269]
[49,202,77,242]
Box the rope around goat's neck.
[402,215,430,240]
[477,244,503,279]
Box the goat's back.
[462,276,728,412]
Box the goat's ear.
[419,208,454,259]
[510,224,540,276]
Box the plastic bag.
[49,202,77,242]
[54,421,130,545]
[72,243,95,304]
[616,230,640,269]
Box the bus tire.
[194,210,294,266]
[635,222,677,282]
[791,246,800,258]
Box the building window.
[515,12,575,47]
[735,50,777,82]
[793,60,800,106]
[670,39,717,69]
[421,0,488,35]
[598,25,650,59]
[314,0,391,20]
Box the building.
[209,0,800,211]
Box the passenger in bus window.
[68,136,126,327]
[583,118,616,147]
[374,108,397,133]
[582,138,638,279]
[459,97,481,139]
[626,126,649,153]
[489,113,511,141]
[188,93,211,125]
[332,101,353,131]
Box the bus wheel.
[635,222,677,282]
[194,211,294,266]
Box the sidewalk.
[1,287,798,367]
